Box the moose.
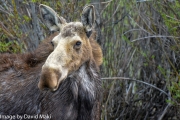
[0,4,103,120]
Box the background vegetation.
[0,0,180,119]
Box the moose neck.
[70,60,99,95]
[77,61,97,97]
[68,60,100,119]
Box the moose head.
[38,4,102,91]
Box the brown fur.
[0,32,57,72]
[61,24,85,38]
[89,31,103,67]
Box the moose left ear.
[39,4,67,32]
[81,5,95,37]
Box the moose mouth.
[53,69,68,91]
[38,66,68,91]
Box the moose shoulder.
[0,4,103,120]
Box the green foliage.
[156,0,180,105]
[0,41,12,52]
[31,0,37,3]
[23,15,31,22]
[158,65,166,77]
[158,1,180,36]
[169,81,180,104]
[0,33,22,53]
[0,40,22,53]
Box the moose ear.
[39,4,66,32]
[81,5,95,37]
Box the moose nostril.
[38,67,61,91]
[38,78,58,91]
[41,84,51,91]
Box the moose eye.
[51,41,54,47]
[74,41,82,50]
[76,41,81,46]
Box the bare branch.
[101,77,179,105]
[131,35,180,42]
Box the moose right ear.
[81,5,95,37]
[39,4,67,32]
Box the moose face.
[38,5,96,91]
[39,22,92,91]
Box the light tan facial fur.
[39,22,93,91]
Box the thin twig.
[91,0,113,5]
[101,77,178,105]
[165,15,180,21]
[100,0,113,15]
[104,4,120,24]
[0,5,11,15]
[123,29,152,36]
[0,21,15,38]
[131,35,180,42]
[128,15,157,35]
[104,80,116,120]
[124,48,136,71]
[158,104,171,120]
